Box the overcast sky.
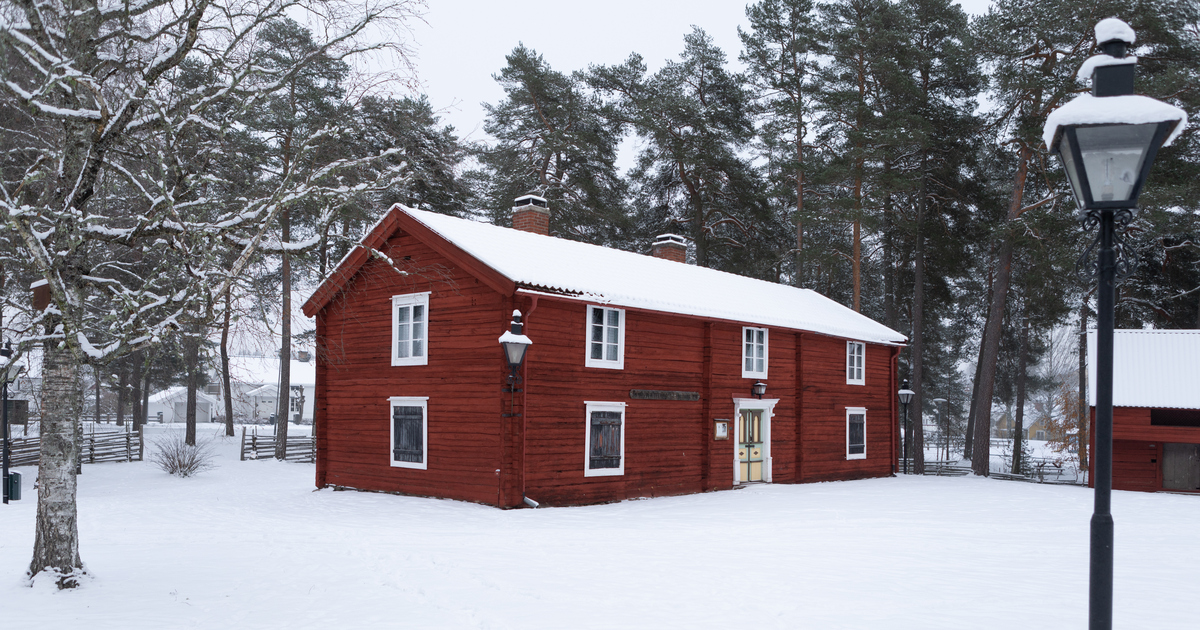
[404,0,994,144]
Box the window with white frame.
[392,292,430,366]
[846,341,865,385]
[585,305,625,369]
[742,327,768,378]
[846,407,866,460]
[584,401,626,476]
[389,397,428,469]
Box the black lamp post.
[898,380,915,474]
[2,341,11,504]
[1043,18,1186,630]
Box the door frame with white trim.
[733,398,780,483]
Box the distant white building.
[147,387,221,424]
[206,354,317,424]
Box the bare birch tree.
[0,0,421,587]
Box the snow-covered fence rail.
[7,425,143,468]
[900,459,971,476]
[239,427,315,463]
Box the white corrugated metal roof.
[405,208,906,345]
[1087,329,1200,409]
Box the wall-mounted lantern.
[751,381,767,400]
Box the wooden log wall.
[315,230,508,505]
[312,223,900,508]
[1087,406,1200,493]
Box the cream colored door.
[738,409,764,482]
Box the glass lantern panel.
[1056,138,1086,208]
[1075,123,1159,203]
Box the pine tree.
[589,28,768,272]
[477,45,628,244]
[740,0,822,286]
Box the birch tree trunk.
[30,339,84,586]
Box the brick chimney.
[650,234,687,263]
[511,195,550,236]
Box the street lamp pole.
[898,381,915,474]
[1043,19,1186,630]
[2,342,11,505]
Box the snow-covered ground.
[2,424,1197,629]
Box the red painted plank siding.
[313,225,900,507]
[1088,406,1200,493]
[316,229,510,505]
[797,334,895,483]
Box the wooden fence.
[6,425,143,468]
[239,427,315,463]
[900,457,1082,484]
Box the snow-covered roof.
[149,386,220,405]
[223,356,316,387]
[400,207,905,345]
[1087,329,1200,409]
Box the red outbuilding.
[1088,329,1200,493]
[302,198,907,507]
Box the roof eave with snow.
[305,205,907,346]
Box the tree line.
[1,0,1197,588]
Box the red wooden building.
[1088,329,1200,493]
[302,199,907,507]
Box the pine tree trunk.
[30,339,84,586]
[911,159,927,475]
[222,290,235,437]
[93,366,102,425]
[882,160,896,331]
[130,352,143,429]
[276,208,292,459]
[970,145,1032,476]
[1012,312,1029,475]
[794,129,805,288]
[964,339,984,461]
[115,361,128,426]
[185,330,199,446]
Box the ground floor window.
[584,401,626,477]
[389,397,428,469]
[846,407,866,460]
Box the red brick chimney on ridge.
[511,195,550,236]
[650,234,687,263]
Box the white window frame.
[583,401,627,477]
[846,407,867,460]
[742,326,769,379]
[846,341,865,385]
[389,396,429,470]
[584,305,625,370]
[391,292,430,367]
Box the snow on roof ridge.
[402,207,906,345]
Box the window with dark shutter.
[393,405,424,463]
[589,410,622,469]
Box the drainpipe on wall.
[516,291,540,508]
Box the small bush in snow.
[151,435,216,477]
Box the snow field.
[2,424,1198,629]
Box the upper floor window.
[846,341,865,385]
[392,292,430,366]
[585,305,625,369]
[742,327,768,378]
